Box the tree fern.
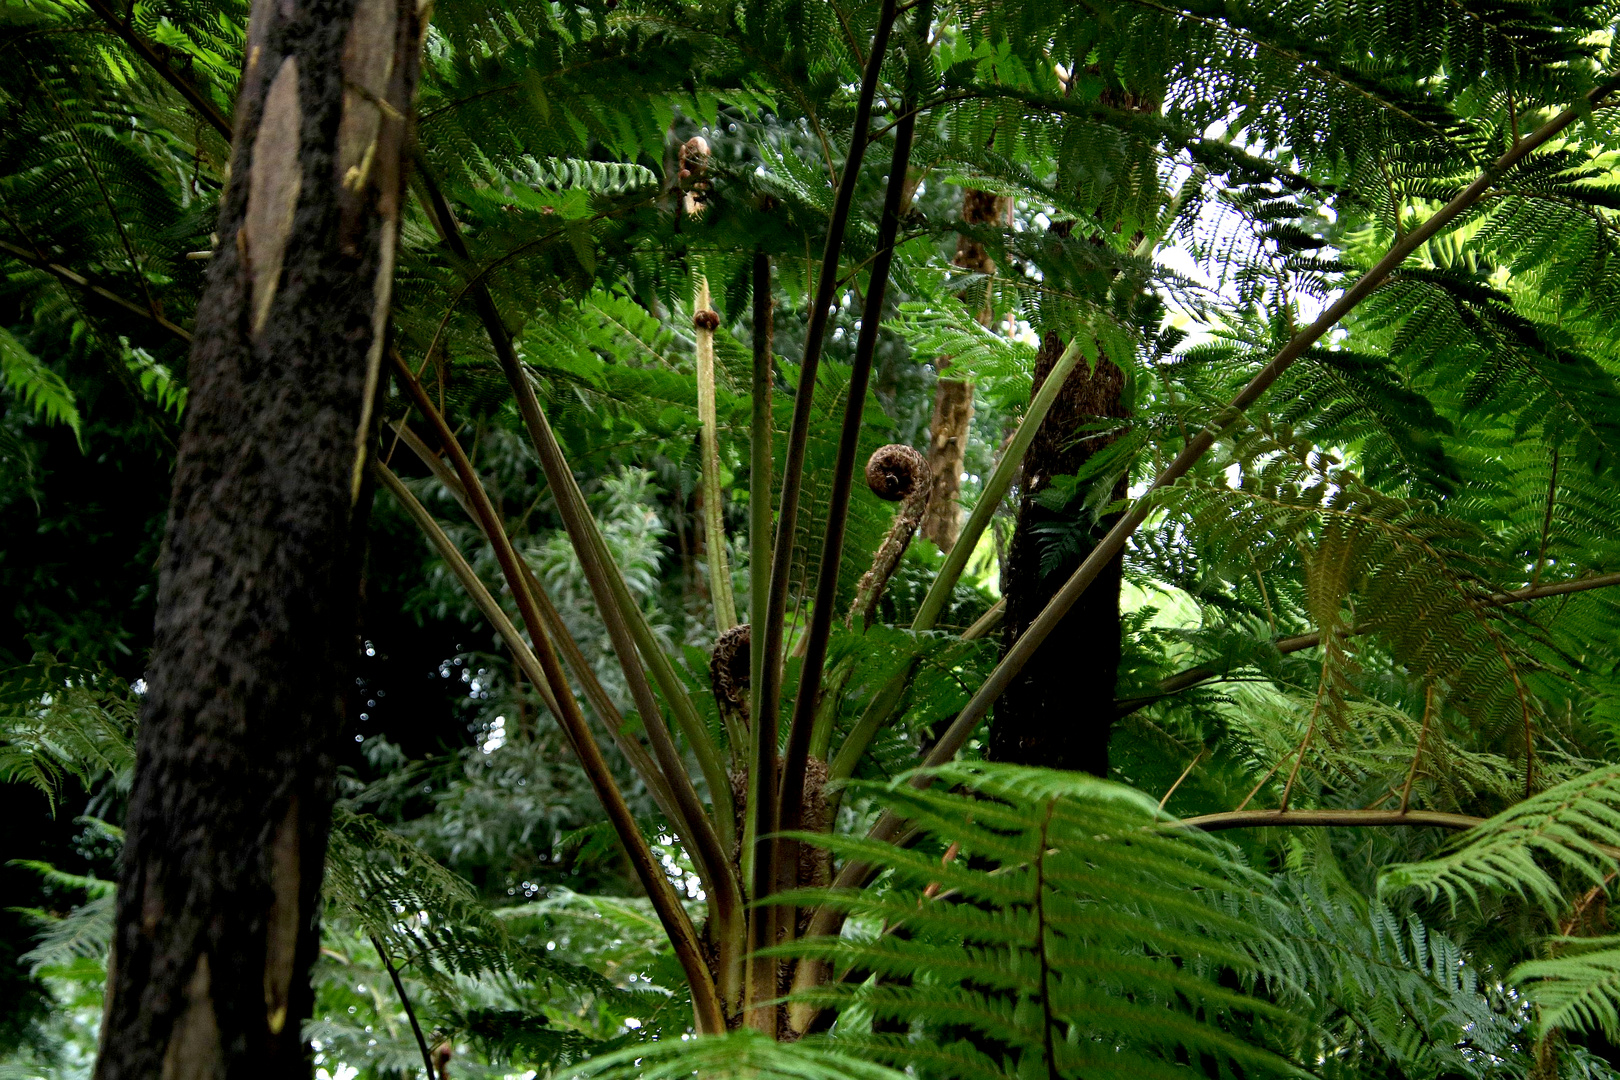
[1514,937,1620,1041]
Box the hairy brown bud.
[693,309,720,331]
[865,444,929,502]
[709,623,751,719]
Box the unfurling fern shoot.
[848,445,932,628]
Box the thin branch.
[1157,748,1206,811]
[1279,647,1334,812]
[1532,448,1559,589]
[388,352,726,1035]
[369,935,442,1080]
[0,237,192,342]
[1399,684,1435,815]
[1169,809,1484,832]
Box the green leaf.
[0,327,81,446]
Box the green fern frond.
[325,808,620,1001]
[0,654,137,812]
[0,326,80,443]
[777,761,1309,1080]
[1514,936,1620,1040]
[1380,764,1620,912]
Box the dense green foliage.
[13,0,1620,1076]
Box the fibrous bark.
[990,331,1129,776]
[989,77,1155,777]
[96,1,421,1076]
[921,188,1009,553]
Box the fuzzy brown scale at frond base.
[710,623,752,722]
[849,446,932,628]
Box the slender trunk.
[922,188,1008,552]
[96,1,421,1076]
[991,332,1129,775]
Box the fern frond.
[778,761,1309,1080]
[0,654,137,811]
[1514,936,1620,1040]
[1380,764,1620,912]
[0,326,80,443]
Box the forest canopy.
[8,0,1620,1077]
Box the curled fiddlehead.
[848,445,932,628]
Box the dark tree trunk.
[96,1,421,1077]
[989,73,1155,777]
[921,188,1009,553]
[990,332,1129,776]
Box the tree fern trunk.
[921,188,1008,552]
[95,1,421,1076]
[990,331,1129,776]
[990,77,1153,777]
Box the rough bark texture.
[988,75,1154,777]
[96,1,420,1077]
[990,331,1129,776]
[921,188,1008,552]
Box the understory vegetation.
[11,0,1620,1077]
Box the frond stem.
[0,238,192,342]
[912,336,1087,630]
[744,250,774,895]
[1171,809,1484,832]
[776,29,923,938]
[1157,747,1206,811]
[749,0,901,1020]
[377,445,682,824]
[389,352,726,1034]
[369,935,442,1080]
[411,161,739,906]
[1398,685,1435,815]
